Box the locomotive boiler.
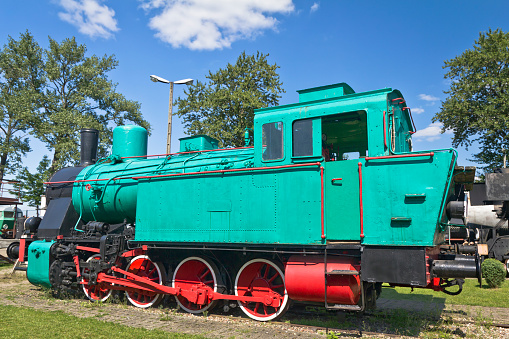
[15,82,481,321]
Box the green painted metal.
[361,150,455,246]
[179,135,219,152]
[324,160,360,240]
[135,168,322,244]
[297,83,355,102]
[72,148,258,224]
[71,82,458,247]
[26,240,54,288]
[112,125,148,158]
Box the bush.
[481,259,506,288]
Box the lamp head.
[174,78,194,85]
[150,75,170,84]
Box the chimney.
[80,129,99,166]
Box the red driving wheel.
[235,258,289,321]
[125,255,165,308]
[172,257,220,314]
[82,255,112,302]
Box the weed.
[474,309,494,329]
[202,310,208,317]
[80,300,105,308]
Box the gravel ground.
[0,255,508,338]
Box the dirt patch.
[0,266,508,338]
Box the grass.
[0,304,206,339]
[0,261,14,268]
[288,308,479,338]
[381,278,509,308]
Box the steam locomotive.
[11,82,482,321]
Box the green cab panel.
[361,150,455,246]
[27,240,55,288]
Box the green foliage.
[481,258,506,288]
[433,28,509,172]
[33,36,150,174]
[175,51,284,147]
[0,31,150,205]
[0,31,44,182]
[15,156,51,207]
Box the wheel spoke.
[148,267,157,276]
[199,268,211,280]
[262,264,269,278]
[268,273,278,283]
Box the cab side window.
[292,119,313,157]
[262,122,284,160]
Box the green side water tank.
[112,125,148,158]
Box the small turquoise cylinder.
[112,125,148,158]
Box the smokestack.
[80,129,99,166]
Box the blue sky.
[1,0,509,180]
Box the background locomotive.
[13,82,481,321]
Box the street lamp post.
[150,75,193,154]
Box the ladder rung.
[326,304,362,311]
[326,269,359,275]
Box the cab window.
[321,111,368,161]
[292,119,313,157]
[262,122,284,160]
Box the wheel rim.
[82,255,112,302]
[125,255,164,308]
[235,259,288,321]
[172,257,218,313]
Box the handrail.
[358,162,364,239]
[120,146,254,159]
[365,152,434,161]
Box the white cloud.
[412,107,425,114]
[419,94,439,102]
[57,0,119,39]
[310,2,319,13]
[413,122,452,142]
[139,0,295,50]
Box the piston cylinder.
[285,255,361,305]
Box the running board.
[326,269,359,275]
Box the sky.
[1,0,509,211]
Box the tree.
[433,29,509,172]
[174,51,285,147]
[15,155,51,207]
[0,31,44,182]
[0,32,150,206]
[33,36,150,174]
